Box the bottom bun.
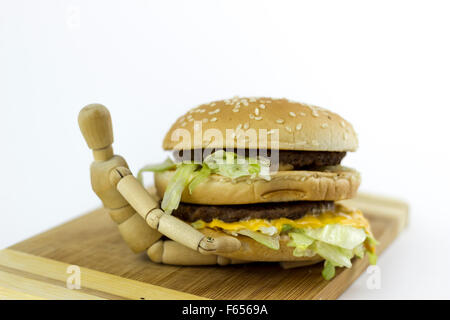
[201,228,323,264]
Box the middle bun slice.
[154,165,361,205]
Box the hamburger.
[139,97,377,280]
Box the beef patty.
[173,149,346,170]
[277,150,345,170]
[172,201,334,223]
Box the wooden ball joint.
[78,104,241,264]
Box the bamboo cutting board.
[0,193,408,300]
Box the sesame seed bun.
[163,97,358,152]
[154,166,361,204]
[200,228,324,263]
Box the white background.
[1,0,449,299]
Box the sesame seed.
[210,117,217,122]
[181,122,187,127]
[249,114,255,119]
[321,123,328,128]
[340,121,346,128]
[249,98,257,102]
[236,124,242,131]
[243,122,249,129]
[254,116,262,121]
[312,110,319,117]
[276,119,285,124]
[289,112,296,117]
[268,129,276,135]
[198,109,206,113]
[259,104,266,109]
[296,123,303,131]
[209,108,220,115]
[285,126,292,133]
[255,108,260,116]
[232,108,239,113]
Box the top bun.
[163,97,358,152]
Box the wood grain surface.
[2,193,408,300]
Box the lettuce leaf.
[302,224,367,250]
[322,260,336,281]
[367,251,378,265]
[160,163,198,214]
[191,220,205,229]
[367,234,379,247]
[287,232,316,257]
[285,227,378,280]
[137,158,176,183]
[237,229,280,250]
[281,224,294,233]
[287,232,314,250]
[188,166,211,194]
[203,151,271,181]
[259,226,278,236]
[312,241,353,268]
[353,243,365,259]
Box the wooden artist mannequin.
[78,104,241,265]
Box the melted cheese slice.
[192,204,372,235]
